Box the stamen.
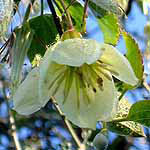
[75,67,93,106]
[82,65,97,90]
[94,66,112,81]
[87,65,104,91]
[101,66,119,76]
[48,67,66,90]
[75,73,81,109]
[97,60,119,76]
[82,86,91,105]
[97,60,113,67]
[93,88,97,93]
[63,67,74,104]
[52,72,66,97]
[75,70,86,88]
[97,77,104,91]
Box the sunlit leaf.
[122,32,143,89]
[89,1,121,45]
[89,0,124,15]
[55,0,84,31]
[107,99,145,137]
[127,100,150,127]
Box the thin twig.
[143,81,150,92]
[53,0,63,14]
[143,74,150,92]
[41,0,44,15]
[47,0,63,36]
[118,89,127,101]
[2,83,22,150]
[23,0,35,24]
[82,0,89,33]
[51,96,85,149]
[59,0,73,29]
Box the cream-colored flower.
[13,38,138,129]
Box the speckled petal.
[100,44,138,86]
[55,70,117,129]
[51,38,103,66]
[39,49,66,102]
[13,67,49,115]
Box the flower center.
[47,60,119,108]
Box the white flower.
[13,38,138,129]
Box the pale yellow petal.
[13,68,49,115]
[55,70,117,129]
[100,44,138,86]
[39,49,66,103]
[51,38,103,66]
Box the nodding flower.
[13,38,138,129]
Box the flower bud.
[61,29,82,41]
[93,133,108,150]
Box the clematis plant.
[13,38,138,129]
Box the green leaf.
[89,1,120,45]
[127,100,150,127]
[89,0,123,15]
[27,14,58,61]
[97,14,120,45]
[67,0,84,31]
[122,32,143,89]
[55,0,84,31]
[107,99,145,137]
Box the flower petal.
[51,38,103,66]
[39,49,66,101]
[13,67,49,115]
[55,70,118,129]
[100,44,138,86]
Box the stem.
[9,112,22,150]
[23,0,35,24]
[118,89,127,101]
[143,81,150,92]
[59,0,73,29]
[51,97,84,149]
[53,0,63,14]
[143,74,150,92]
[47,0,63,36]
[41,0,44,15]
[82,0,89,33]
[2,84,22,150]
